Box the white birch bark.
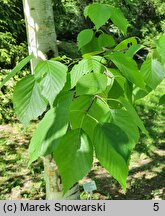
[23,0,58,73]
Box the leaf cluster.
[1,2,165,194]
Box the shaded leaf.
[98,33,116,48]
[120,98,148,136]
[54,129,93,193]
[28,92,73,165]
[94,123,129,190]
[28,108,55,166]
[81,37,101,54]
[40,92,73,155]
[159,94,165,105]
[133,87,151,101]
[111,109,140,150]
[108,80,124,99]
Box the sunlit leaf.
[13,75,47,126]
[114,37,137,51]
[126,44,144,58]
[0,54,33,89]
[77,29,94,49]
[70,56,105,88]
[84,3,111,30]
[35,60,67,106]
[109,6,129,35]
[108,52,145,89]
[140,57,165,89]
[76,73,108,96]
[70,95,110,139]
[84,4,129,34]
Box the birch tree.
[22,0,80,200]
[1,1,164,201]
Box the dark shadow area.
[0,175,25,194]
[86,149,165,199]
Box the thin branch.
[85,96,96,113]
[103,70,113,78]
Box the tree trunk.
[22,0,80,200]
[23,0,58,73]
[43,156,80,200]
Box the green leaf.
[108,6,129,35]
[120,98,148,136]
[40,92,73,155]
[89,56,106,73]
[140,57,165,89]
[84,4,111,30]
[81,37,101,54]
[70,96,110,124]
[108,80,124,99]
[0,54,33,89]
[70,56,104,88]
[111,109,140,149]
[94,123,129,190]
[156,35,165,63]
[70,96,97,140]
[70,59,90,88]
[84,4,129,34]
[28,92,73,165]
[108,68,126,90]
[88,97,111,122]
[70,96,93,130]
[108,52,145,89]
[133,87,151,101]
[126,44,144,58]
[70,95,110,139]
[76,73,108,96]
[77,29,94,49]
[13,75,47,126]
[159,94,165,105]
[124,80,133,103]
[98,33,116,48]
[108,69,134,103]
[35,60,67,106]
[114,37,137,51]
[28,108,55,166]
[54,129,93,193]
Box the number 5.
[153,203,159,211]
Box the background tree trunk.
[22,0,80,200]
